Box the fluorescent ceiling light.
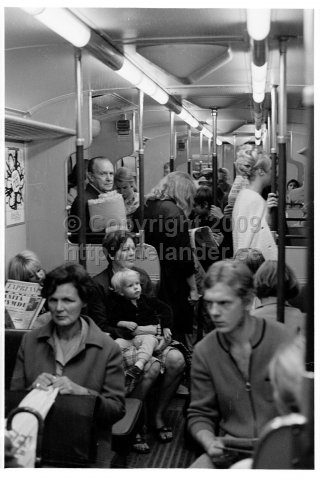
[251,62,267,104]
[247,9,271,41]
[178,110,199,129]
[22,8,91,48]
[255,128,262,139]
[201,127,213,139]
[117,58,169,104]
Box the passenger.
[7,250,45,285]
[190,186,224,271]
[114,166,139,217]
[230,335,306,468]
[6,250,49,329]
[133,171,199,348]
[252,260,305,335]
[187,260,289,468]
[88,230,186,450]
[233,247,265,275]
[110,269,173,390]
[10,262,125,466]
[232,148,278,260]
[69,156,114,243]
[218,167,232,196]
[163,161,170,177]
[287,178,301,192]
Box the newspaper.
[5,280,46,329]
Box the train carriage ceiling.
[5,7,306,140]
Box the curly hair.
[145,171,197,217]
[254,260,300,299]
[235,145,272,179]
[42,263,94,303]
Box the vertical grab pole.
[277,38,288,325]
[170,111,175,172]
[211,109,218,205]
[138,90,145,240]
[75,48,86,268]
[187,126,191,174]
[270,85,278,233]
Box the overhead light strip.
[22,7,209,136]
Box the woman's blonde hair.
[269,335,305,414]
[145,171,196,217]
[7,250,42,282]
[235,145,272,179]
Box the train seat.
[252,413,312,469]
[135,243,161,290]
[4,329,142,465]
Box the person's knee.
[166,349,185,374]
[144,361,161,381]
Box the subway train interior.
[2,5,316,470]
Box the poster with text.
[5,146,25,226]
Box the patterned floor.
[111,396,198,468]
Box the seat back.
[135,243,160,288]
[5,329,28,390]
[252,413,312,469]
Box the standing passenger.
[232,148,278,260]
[69,156,114,243]
[114,167,139,217]
[188,260,289,468]
[134,172,199,348]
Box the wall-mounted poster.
[5,147,25,226]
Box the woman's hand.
[267,192,278,209]
[51,376,88,395]
[212,232,224,245]
[32,372,57,390]
[163,328,172,342]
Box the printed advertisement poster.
[5,147,25,226]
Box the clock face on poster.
[5,147,25,227]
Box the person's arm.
[134,325,158,335]
[187,343,221,455]
[186,274,201,303]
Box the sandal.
[132,433,150,454]
[155,426,173,443]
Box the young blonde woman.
[114,167,139,216]
[232,148,278,260]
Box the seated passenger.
[7,250,45,285]
[10,262,126,467]
[69,156,114,244]
[231,334,306,468]
[114,167,139,217]
[233,247,265,275]
[252,260,305,336]
[6,250,49,329]
[110,269,173,390]
[88,230,186,449]
[187,260,289,468]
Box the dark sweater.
[109,293,173,340]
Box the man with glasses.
[69,156,114,243]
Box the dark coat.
[109,293,173,340]
[88,264,154,337]
[134,199,195,337]
[69,183,105,244]
[10,316,126,434]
